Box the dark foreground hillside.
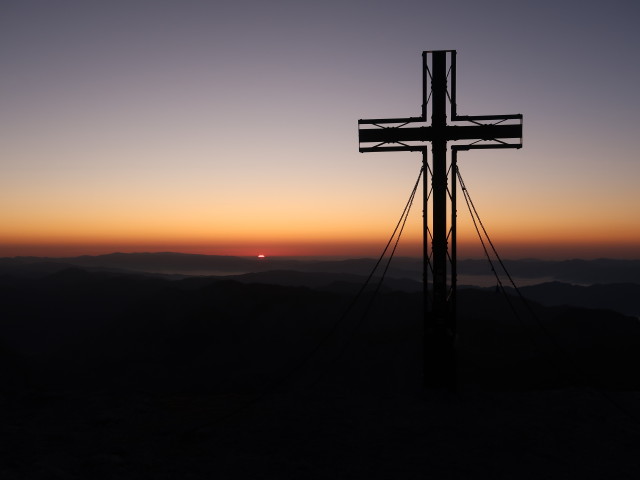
[1,269,639,478]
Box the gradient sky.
[1,0,639,259]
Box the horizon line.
[3,251,640,262]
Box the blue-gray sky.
[1,0,639,258]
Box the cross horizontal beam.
[359,112,523,153]
[359,123,521,145]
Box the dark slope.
[514,281,640,317]
[0,268,423,393]
[456,288,640,390]
[1,268,639,393]
[1,268,639,479]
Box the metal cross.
[358,50,523,389]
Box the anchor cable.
[457,166,640,427]
[306,166,422,386]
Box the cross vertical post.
[429,51,451,388]
[358,50,523,389]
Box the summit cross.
[358,50,523,389]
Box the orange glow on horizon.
[1,236,639,260]
[3,193,640,259]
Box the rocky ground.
[1,385,639,479]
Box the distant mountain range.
[2,252,640,284]
[1,252,639,317]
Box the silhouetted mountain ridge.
[2,253,639,285]
[1,267,639,393]
[2,254,639,317]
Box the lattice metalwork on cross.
[358,50,523,389]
